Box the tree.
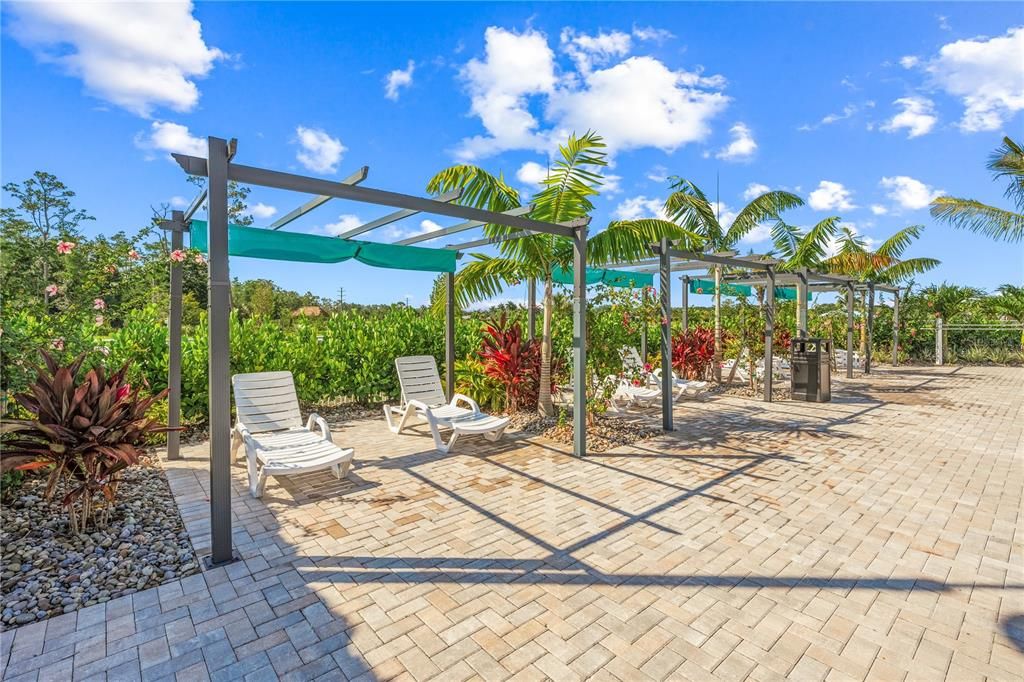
[825,225,940,353]
[930,136,1024,243]
[662,178,803,378]
[428,131,697,416]
[988,284,1024,349]
[185,176,256,226]
[770,216,842,270]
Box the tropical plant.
[453,358,504,414]
[662,178,803,378]
[1,351,170,532]
[988,284,1024,349]
[770,216,843,271]
[478,313,552,413]
[671,327,717,380]
[427,131,697,416]
[930,136,1024,243]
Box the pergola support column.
[681,275,689,331]
[640,288,648,361]
[865,283,875,374]
[166,211,185,461]
[713,265,722,382]
[797,270,809,338]
[659,238,673,431]
[445,272,455,402]
[206,136,235,567]
[845,283,855,379]
[572,226,587,457]
[892,289,901,367]
[527,278,536,341]
[763,266,775,403]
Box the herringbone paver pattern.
[2,366,1022,681]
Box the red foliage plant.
[671,327,719,380]
[478,314,558,413]
[0,351,171,532]
[774,328,793,351]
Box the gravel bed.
[0,453,198,627]
[507,412,661,452]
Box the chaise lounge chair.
[621,346,709,401]
[384,356,509,453]
[231,371,355,498]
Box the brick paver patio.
[2,365,1022,681]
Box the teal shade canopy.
[190,221,457,273]
[551,266,654,288]
[688,277,811,301]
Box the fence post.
[935,317,944,365]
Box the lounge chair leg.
[250,467,268,498]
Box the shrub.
[479,314,546,413]
[671,327,717,380]
[1,351,171,532]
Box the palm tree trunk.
[714,265,722,382]
[538,277,555,417]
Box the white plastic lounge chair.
[621,346,708,401]
[384,356,509,453]
[607,374,660,412]
[833,348,864,369]
[231,371,355,498]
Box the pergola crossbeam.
[269,166,369,230]
[395,206,533,245]
[332,188,462,239]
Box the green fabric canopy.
[190,221,457,273]
[551,266,653,288]
[688,278,811,301]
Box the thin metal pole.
[166,211,184,461]
[572,226,587,458]
[206,136,233,566]
[846,284,855,379]
[640,288,648,361]
[865,283,875,374]
[892,289,900,367]
[527,278,537,341]
[713,265,722,382]
[764,267,775,403]
[445,272,456,402]
[935,317,944,366]
[660,238,673,431]
[681,276,689,331]
[797,270,809,338]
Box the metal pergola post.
[681,275,689,331]
[845,283,855,379]
[865,283,875,374]
[659,238,673,431]
[713,264,722,382]
[764,266,775,402]
[571,226,587,458]
[445,272,456,402]
[166,211,185,461]
[527,278,536,341]
[796,270,809,338]
[640,288,648,361]
[892,289,901,367]
[206,136,234,567]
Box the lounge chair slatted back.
[395,356,448,408]
[233,371,303,432]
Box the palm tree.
[825,224,940,353]
[919,283,985,360]
[988,284,1024,349]
[663,178,803,378]
[428,132,698,416]
[770,216,842,270]
[930,136,1024,243]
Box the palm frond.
[770,219,802,260]
[725,191,804,245]
[929,196,1024,243]
[441,255,534,313]
[790,216,841,269]
[875,224,925,260]
[989,136,1024,211]
[664,178,720,242]
[877,257,940,284]
[530,130,607,225]
[426,165,521,212]
[584,219,704,266]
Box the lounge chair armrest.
[306,413,333,442]
[451,393,481,412]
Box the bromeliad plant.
[0,351,170,533]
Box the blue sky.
[3,2,1022,307]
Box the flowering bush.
[671,327,717,379]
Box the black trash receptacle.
[791,338,831,402]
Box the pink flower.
[94,315,104,326]
[56,240,76,255]
[643,363,652,372]
[51,337,65,351]
[170,249,186,262]
[193,254,206,265]
[104,264,117,274]
[632,379,642,386]
[661,317,670,326]
[128,249,140,261]
[116,384,131,402]
[93,298,106,310]
[45,284,59,296]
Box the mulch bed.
[506,412,662,452]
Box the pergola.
[161,136,592,566]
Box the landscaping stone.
[0,453,199,627]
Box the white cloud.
[419,219,444,234]
[134,120,206,159]
[715,122,756,161]
[881,97,937,138]
[455,27,729,160]
[870,204,888,215]
[602,174,622,195]
[384,60,415,101]
[516,161,549,186]
[613,195,666,221]
[739,222,771,245]
[808,181,856,211]
[899,55,920,69]
[798,103,868,131]
[294,126,346,174]
[742,183,770,201]
[712,201,738,231]
[7,1,224,117]
[250,203,277,220]
[632,26,675,43]
[924,26,1024,132]
[324,214,363,236]
[169,196,189,208]
[880,176,943,210]
[646,165,669,183]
